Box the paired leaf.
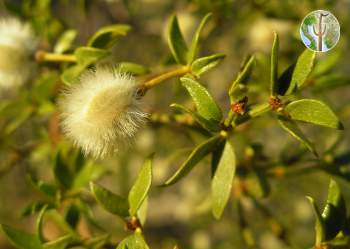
[285,99,343,129]
[87,24,131,49]
[163,134,222,186]
[188,13,212,63]
[90,182,129,218]
[1,224,42,249]
[128,154,153,216]
[277,116,317,156]
[211,140,236,219]
[74,46,109,67]
[181,76,222,122]
[270,32,279,95]
[167,15,188,65]
[191,53,225,77]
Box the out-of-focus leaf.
[246,170,270,199]
[5,106,34,135]
[118,62,150,76]
[72,162,108,190]
[313,74,350,91]
[74,46,109,67]
[1,224,42,249]
[211,140,236,219]
[270,32,279,95]
[167,15,188,65]
[277,116,317,156]
[21,202,52,217]
[87,24,131,49]
[181,76,222,122]
[43,235,74,249]
[188,13,212,63]
[28,174,58,198]
[54,30,77,54]
[128,154,153,216]
[170,103,220,132]
[61,65,85,85]
[163,134,223,186]
[90,182,129,218]
[36,205,48,242]
[313,52,340,77]
[322,179,346,240]
[84,234,110,249]
[64,204,80,229]
[53,152,72,189]
[307,196,326,246]
[191,53,225,77]
[116,233,149,249]
[285,99,343,130]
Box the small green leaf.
[53,152,72,189]
[28,174,58,198]
[307,196,326,246]
[191,53,225,77]
[163,134,223,186]
[181,76,222,122]
[84,234,110,249]
[61,65,85,85]
[90,182,129,217]
[170,103,220,132]
[87,24,131,49]
[285,99,343,130]
[137,197,148,226]
[118,62,150,76]
[1,224,42,249]
[36,205,48,242]
[54,30,77,54]
[278,116,317,156]
[74,46,110,67]
[322,179,346,240]
[270,32,279,95]
[188,13,212,63]
[43,235,74,249]
[128,154,153,216]
[167,15,188,65]
[212,140,236,219]
[72,162,108,190]
[117,233,149,249]
[288,49,316,94]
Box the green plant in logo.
[300,10,340,52]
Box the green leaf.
[307,196,326,246]
[28,174,58,198]
[87,24,131,49]
[64,204,80,229]
[5,106,34,135]
[90,182,129,218]
[170,103,220,132]
[188,13,212,63]
[191,53,225,77]
[211,140,236,219]
[36,205,48,242]
[137,197,148,226]
[118,62,150,76]
[285,99,343,130]
[287,49,316,94]
[117,233,149,249]
[270,32,279,95]
[128,154,153,216]
[211,140,225,177]
[180,76,222,122]
[61,65,84,85]
[322,179,346,240]
[277,116,317,156]
[84,234,110,249]
[163,134,223,186]
[74,46,110,67]
[167,15,188,65]
[1,224,42,249]
[72,162,108,190]
[54,30,77,54]
[53,152,72,189]
[21,202,52,217]
[43,235,74,249]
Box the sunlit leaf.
[54,29,77,54]
[191,53,225,77]
[118,62,150,76]
[87,24,131,49]
[167,15,188,65]
[74,46,109,67]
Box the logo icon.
[300,10,340,52]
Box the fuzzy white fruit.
[59,67,147,158]
[0,17,37,92]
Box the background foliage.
[1,0,350,249]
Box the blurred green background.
[0,0,350,248]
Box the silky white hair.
[59,66,147,158]
[0,17,37,92]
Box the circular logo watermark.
[300,10,340,52]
